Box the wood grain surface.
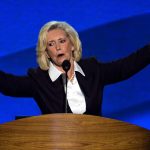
[0,114,149,150]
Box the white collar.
[48,61,85,82]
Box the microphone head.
[62,60,71,72]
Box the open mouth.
[57,54,64,57]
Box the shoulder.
[78,57,102,67]
[27,67,48,78]
[78,57,99,65]
[78,57,101,75]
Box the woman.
[0,21,150,115]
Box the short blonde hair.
[36,21,82,70]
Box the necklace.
[69,72,75,83]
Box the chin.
[59,58,68,63]
[55,56,70,66]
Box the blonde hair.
[36,21,82,70]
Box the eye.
[59,39,66,43]
[48,42,54,47]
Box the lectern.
[0,114,149,149]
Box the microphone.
[62,60,71,113]
[62,60,71,73]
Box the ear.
[71,45,75,51]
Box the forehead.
[47,29,67,40]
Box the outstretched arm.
[0,71,34,97]
[99,45,150,85]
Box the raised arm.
[99,45,150,85]
[0,71,34,97]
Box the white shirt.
[48,61,86,114]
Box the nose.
[55,41,61,51]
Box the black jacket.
[0,45,150,115]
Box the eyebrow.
[48,37,67,43]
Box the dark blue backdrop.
[0,0,150,129]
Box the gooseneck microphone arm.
[62,60,71,113]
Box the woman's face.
[46,29,74,67]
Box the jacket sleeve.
[98,45,150,85]
[0,71,34,97]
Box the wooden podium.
[0,114,149,150]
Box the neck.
[67,61,74,79]
[66,59,74,79]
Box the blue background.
[0,0,150,129]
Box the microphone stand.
[62,60,71,113]
[64,70,68,113]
